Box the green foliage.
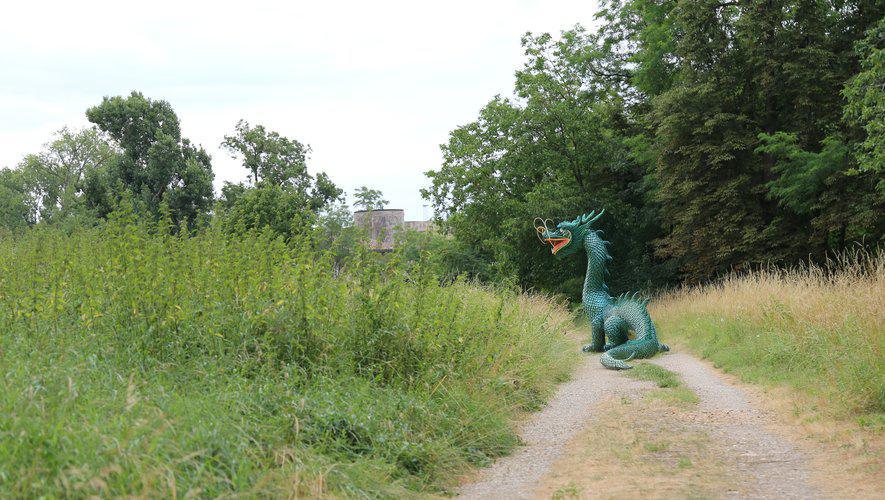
[85,91,214,226]
[217,120,342,239]
[14,127,119,224]
[396,229,496,282]
[843,17,884,179]
[353,185,388,211]
[217,182,317,238]
[0,168,35,229]
[756,132,848,216]
[315,199,363,268]
[634,0,882,278]
[425,27,664,299]
[0,220,576,496]
[428,1,884,288]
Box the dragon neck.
[581,231,611,304]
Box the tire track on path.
[649,352,817,499]
[459,351,820,499]
[458,355,653,499]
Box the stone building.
[353,209,434,251]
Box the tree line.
[424,0,883,297]
[2,1,882,299]
[0,92,377,238]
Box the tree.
[217,183,316,238]
[222,120,310,187]
[637,0,882,278]
[843,18,884,180]
[353,186,388,211]
[16,127,119,223]
[425,27,666,296]
[314,199,361,270]
[0,168,35,230]
[426,0,883,289]
[217,121,342,238]
[85,91,214,226]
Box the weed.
[627,363,681,388]
[552,482,582,499]
[651,250,884,417]
[0,220,578,496]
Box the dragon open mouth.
[545,237,570,254]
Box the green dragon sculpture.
[536,210,669,369]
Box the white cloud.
[0,0,599,219]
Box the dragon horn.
[577,209,605,231]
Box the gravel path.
[650,352,817,499]
[458,356,653,499]
[459,351,818,499]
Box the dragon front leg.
[582,319,606,352]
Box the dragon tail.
[600,350,636,370]
[599,335,666,371]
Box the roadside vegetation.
[651,250,883,419]
[0,214,577,497]
[0,0,880,496]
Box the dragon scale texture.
[536,210,669,370]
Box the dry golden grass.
[654,250,883,336]
[650,249,884,417]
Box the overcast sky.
[1,0,598,220]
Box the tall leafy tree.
[426,28,665,296]
[0,168,35,230]
[16,127,119,223]
[85,91,214,225]
[843,17,884,180]
[218,121,342,237]
[222,120,310,187]
[353,186,388,211]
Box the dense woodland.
[426,0,883,297]
[1,0,883,300]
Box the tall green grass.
[651,251,883,418]
[0,214,577,497]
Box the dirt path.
[458,356,654,499]
[649,352,816,498]
[458,351,820,499]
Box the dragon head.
[535,210,605,259]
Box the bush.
[0,215,576,496]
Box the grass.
[651,250,883,419]
[627,363,700,405]
[0,216,578,497]
[627,363,680,388]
